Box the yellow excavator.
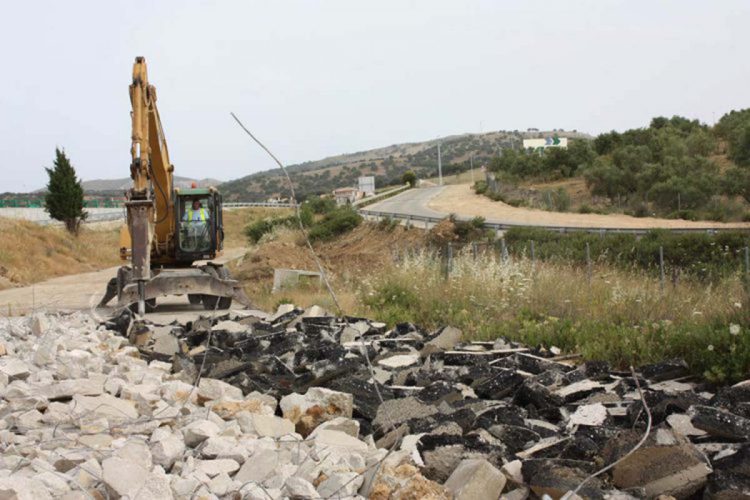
[100,57,250,315]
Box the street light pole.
[438,142,443,186]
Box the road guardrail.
[358,209,750,235]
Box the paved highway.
[364,186,446,218]
[363,185,750,233]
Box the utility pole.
[438,142,443,186]
[470,155,475,184]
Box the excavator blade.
[116,268,251,309]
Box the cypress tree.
[44,148,87,234]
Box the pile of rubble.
[0,307,748,499]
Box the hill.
[80,176,222,193]
[220,129,590,202]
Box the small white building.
[333,187,362,206]
[358,176,375,196]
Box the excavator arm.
[126,56,176,313]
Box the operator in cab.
[184,199,209,222]
[181,198,211,252]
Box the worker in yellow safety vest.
[185,199,208,222]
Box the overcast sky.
[2,1,748,192]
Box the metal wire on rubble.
[230,112,401,497]
[563,365,653,499]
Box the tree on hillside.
[402,170,417,187]
[44,148,87,234]
[593,131,621,155]
[723,166,750,203]
[729,123,750,166]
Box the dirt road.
[0,247,249,322]
[428,184,750,230]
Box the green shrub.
[631,204,650,218]
[376,217,400,232]
[443,215,488,243]
[668,210,699,221]
[307,207,363,242]
[402,170,417,187]
[470,216,486,229]
[244,213,300,243]
[474,180,488,195]
[299,205,314,227]
[303,196,336,215]
[245,218,280,244]
[551,187,571,211]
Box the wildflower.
[730,324,741,336]
[734,302,742,309]
[707,344,714,351]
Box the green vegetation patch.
[503,227,750,279]
[486,110,750,221]
[244,196,362,244]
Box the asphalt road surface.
[366,185,750,231]
[364,186,446,218]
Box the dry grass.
[360,249,743,328]
[0,218,121,289]
[230,222,425,310]
[357,249,750,381]
[0,206,292,292]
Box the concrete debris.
[378,352,421,369]
[279,386,354,436]
[283,476,320,498]
[688,404,750,440]
[421,325,462,356]
[238,413,294,438]
[443,458,506,500]
[0,309,739,499]
[528,464,603,499]
[567,403,608,429]
[666,413,707,437]
[0,358,30,381]
[604,428,712,498]
[702,443,750,498]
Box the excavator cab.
[175,188,224,263]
